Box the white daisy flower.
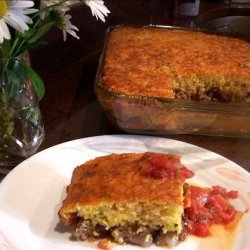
[41,0,79,12]
[40,0,70,19]
[40,0,80,41]
[41,0,72,13]
[84,0,110,22]
[0,0,38,43]
[60,14,79,41]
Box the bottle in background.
[174,0,200,17]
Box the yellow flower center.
[0,0,8,18]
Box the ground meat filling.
[175,86,250,103]
[72,219,187,247]
[72,220,109,240]
[110,224,153,247]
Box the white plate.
[0,135,250,250]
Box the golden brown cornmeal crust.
[100,27,250,101]
[58,153,184,234]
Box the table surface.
[1,0,250,182]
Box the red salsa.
[142,152,194,180]
[184,185,238,237]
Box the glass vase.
[0,56,45,174]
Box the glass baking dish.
[95,26,250,138]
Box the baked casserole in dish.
[95,26,250,137]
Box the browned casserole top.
[100,27,250,98]
[61,153,184,206]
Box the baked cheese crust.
[100,27,250,102]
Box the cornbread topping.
[100,27,250,103]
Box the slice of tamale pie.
[58,152,194,247]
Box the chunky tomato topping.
[186,220,211,237]
[142,152,194,180]
[211,185,238,199]
[184,185,238,237]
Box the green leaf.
[21,62,45,101]
[0,40,11,58]
[7,68,23,99]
